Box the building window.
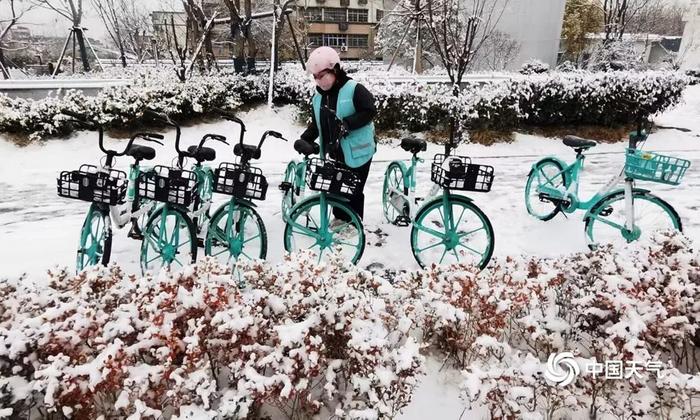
[376,9,384,22]
[303,7,322,22]
[324,7,347,22]
[348,8,368,23]
[323,33,347,47]
[308,33,323,47]
[347,34,368,48]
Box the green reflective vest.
[312,80,376,168]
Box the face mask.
[315,71,336,91]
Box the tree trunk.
[74,28,92,71]
[0,48,10,79]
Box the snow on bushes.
[0,254,423,419]
[0,68,689,142]
[1,232,699,419]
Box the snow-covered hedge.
[2,231,699,419]
[0,69,689,143]
[0,254,423,419]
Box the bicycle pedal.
[279,181,292,192]
[197,238,205,248]
[600,207,613,217]
[394,216,411,227]
[127,227,144,240]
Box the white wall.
[680,0,700,69]
[494,0,567,69]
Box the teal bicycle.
[57,111,164,272]
[524,122,690,249]
[137,110,228,273]
[280,133,365,264]
[205,112,286,265]
[382,138,495,269]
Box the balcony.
[340,0,350,6]
[358,0,367,4]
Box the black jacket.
[300,72,376,161]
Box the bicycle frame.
[386,155,441,220]
[106,162,156,229]
[535,154,628,213]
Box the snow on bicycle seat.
[401,137,427,153]
[126,144,156,161]
[563,135,597,149]
[187,145,216,162]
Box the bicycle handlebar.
[143,108,185,163]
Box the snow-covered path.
[1,87,699,280]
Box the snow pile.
[1,231,699,419]
[0,68,688,142]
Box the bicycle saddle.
[294,139,320,156]
[563,136,597,149]
[186,145,216,162]
[234,143,261,160]
[401,137,427,154]
[126,144,156,161]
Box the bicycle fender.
[386,160,408,175]
[583,187,651,221]
[414,193,473,215]
[529,156,568,174]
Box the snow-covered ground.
[1,87,699,281]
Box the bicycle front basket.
[57,164,127,205]
[431,154,494,192]
[305,158,360,195]
[137,165,198,206]
[213,162,268,200]
[624,148,691,186]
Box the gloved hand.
[294,139,319,156]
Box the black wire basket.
[137,165,198,206]
[57,164,127,205]
[213,162,268,200]
[305,158,361,195]
[431,154,494,192]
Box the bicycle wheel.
[76,204,112,272]
[382,162,409,224]
[281,161,299,217]
[284,195,365,264]
[525,158,568,221]
[585,190,681,250]
[140,205,197,273]
[205,200,267,265]
[411,195,494,270]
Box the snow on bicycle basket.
[213,162,268,200]
[431,154,494,192]
[57,164,127,205]
[306,158,361,195]
[137,165,198,206]
[624,149,691,186]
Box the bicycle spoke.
[243,234,261,244]
[454,206,467,228]
[457,242,485,257]
[177,238,192,249]
[174,257,183,267]
[439,247,448,264]
[147,254,161,264]
[457,226,485,238]
[211,247,230,258]
[416,240,444,253]
[331,221,352,233]
[591,214,626,231]
[413,222,447,240]
[334,239,359,247]
[241,251,252,260]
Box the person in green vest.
[297,46,377,227]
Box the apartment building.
[299,0,389,60]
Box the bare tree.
[472,29,520,71]
[34,0,92,71]
[596,0,655,43]
[91,0,127,66]
[626,0,686,36]
[182,0,220,71]
[0,0,35,77]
